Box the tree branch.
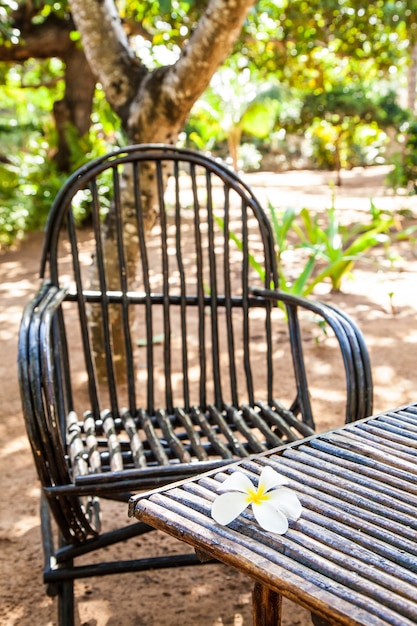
[0,15,73,61]
[173,0,256,106]
[68,0,146,121]
[128,0,256,142]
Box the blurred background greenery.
[1,0,417,248]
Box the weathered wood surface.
[252,582,282,626]
[130,404,417,626]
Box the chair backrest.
[40,145,285,423]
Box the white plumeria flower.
[211,466,302,534]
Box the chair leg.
[252,582,282,625]
[41,492,74,623]
[40,493,75,626]
[58,579,75,626]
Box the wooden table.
[129,404,417,626]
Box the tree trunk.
[228,126,243,171]
[408,41,417,114]
[334,141,342,187]
[53,47,96,170]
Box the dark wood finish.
[253,582,282,626]
[130,404,417,626]
[18,145,372,625]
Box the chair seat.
[66,400,315,487]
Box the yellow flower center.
[246,486,269,506]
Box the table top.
[129,404,417,626]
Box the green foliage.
[187,66,281,169]
[187,41,409,173]
[217,197,414,298]
[0,146,65,248]
[1,0,416,246]
[292,205,392,294]
[238,1,414,173]
[295,87,408,176]
[267,199,413,296]
[0,59,65,247]
[241,0,416,83]
[0,66,121,246]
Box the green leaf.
[69,30,81,42]
[241,100,278,138]
[290,254,317,295]
[269,203,298,257]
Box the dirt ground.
[1,165,417,626]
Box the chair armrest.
[19,281,97,541]
[250,287,373,424]
[18,281,69,485]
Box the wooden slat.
[121,409,147,468]
[138,408,169,465]
[68,399,319,480]
[208,405,249,457]
[227,405,266,453]
[131,408,417,626]
[242,404,284,447]
[175,407,208,461]
[272,398,315,438]
[83,412,102,473]
[191,406,233,459]
[256,400,297,441]
[67,411,88,478]
[281,443,417,497]
[135,492,415,626]
[156,409,191,463]
[101,411,124,472]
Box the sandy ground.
[1,165,416,626]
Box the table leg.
[311,613,332,626]
[252,582,282,626]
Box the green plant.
[268,198,415,296]
[268,203,316,295]
[187,65,281,170]
[214,195,416,300]
[295,205,391,294]
[0,148,67,248]
[0,60,124,248]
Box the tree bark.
[67,0,147,125]
[0,14,73,61]
[67,0,256,226]
[408,41,417,113]
[53,47,96,170]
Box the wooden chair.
[18,145,373,625]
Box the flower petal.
[252,502,289,534]
[217,471,254,494]
[211,492,249,525]
[258,466,289,493]
[268,487,302,521]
